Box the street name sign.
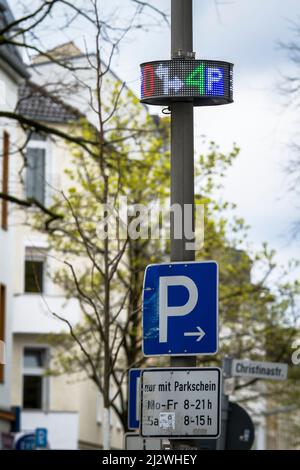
[128,369,141,430]
[231,360,288,381]
[124,433,162,450]
[142,261,218,356]
[140,368,221,439]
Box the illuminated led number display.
[140,60,233,106]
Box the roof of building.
[0,0,29,79]
[17,81,83,123]
[32,41,84,65]
[17,42,144,124]
[30,41,126,87]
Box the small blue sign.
[128,369,141,429]
[35,428,48,448]
[205,66,224,96]
[142,261,218,356]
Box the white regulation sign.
[140,368,221,439]
[231,360,288,381]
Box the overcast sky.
[11,0,300,274]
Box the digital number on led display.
[140,60,233,106]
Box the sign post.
[170,0,198,448]
[216,357,232,450]
[138,0,233,449]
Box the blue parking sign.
[142,261,218,356]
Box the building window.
[26,147,45,205]
[24,260,44,293]
[1,131,9,230]
[23,348,48,410]
[24,247,46,294]
[0,284,6,383]
[23,376,43,409]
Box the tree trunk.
[103,407,111,450]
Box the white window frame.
[22,345,50,411]
[23,247,47,295]
[25,136,52,207]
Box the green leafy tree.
[36,85,300,437]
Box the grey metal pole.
[170,0,196,450]
[216,356,232,450]
[170,0,196,370]
[171,0,193,59]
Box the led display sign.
[140,60,233,106]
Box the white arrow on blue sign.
[142,261,218,356]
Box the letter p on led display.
[140,60,233,106]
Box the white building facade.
[3,39,125,449]
[0,0,29,443]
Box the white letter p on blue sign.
[159,276,198,343]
